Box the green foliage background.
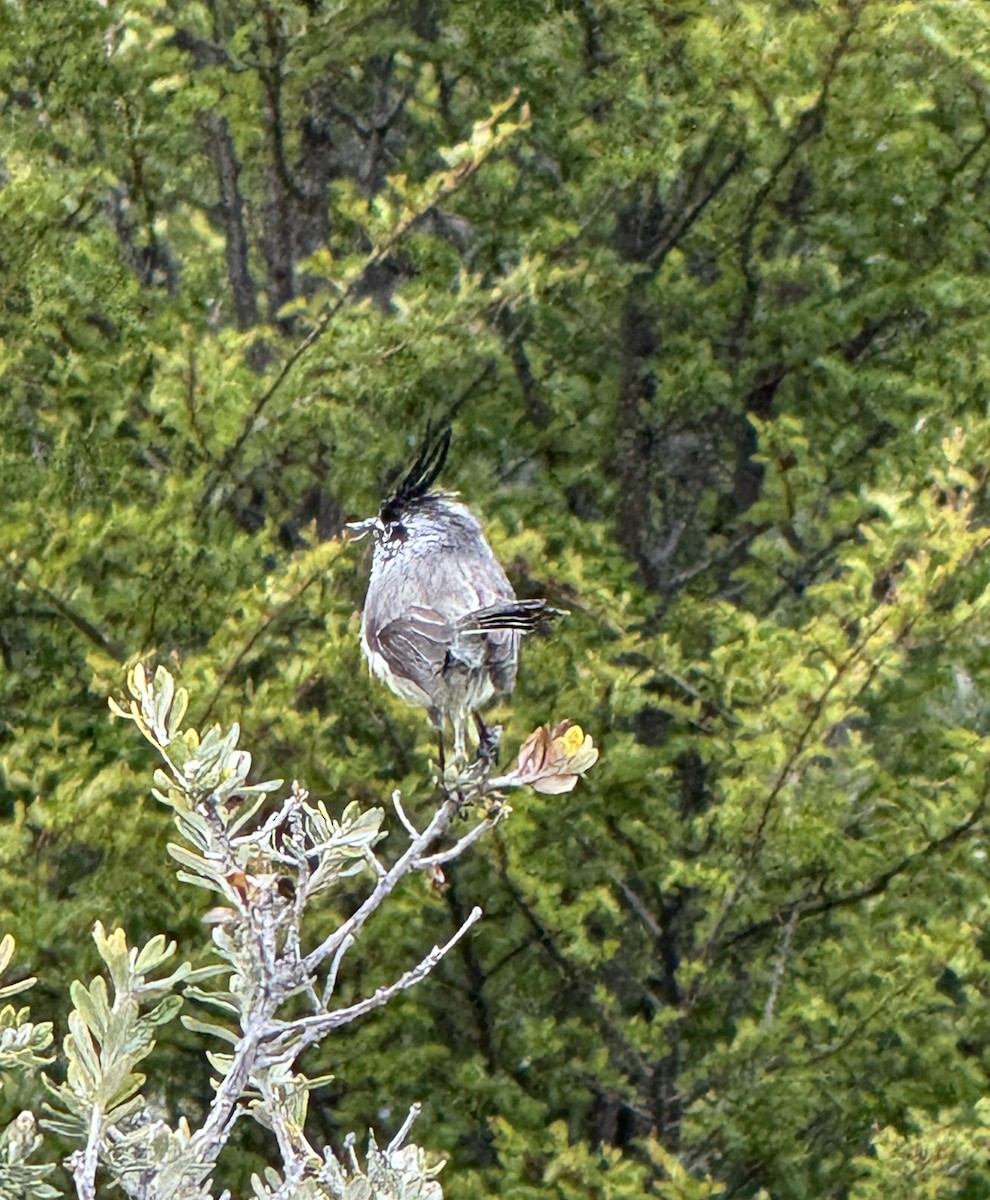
[3,0,990,1195]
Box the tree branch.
[303,796,462,976]
[267,907,483,1059]
[202,111,259,331]
[70,1104,102,1200]
[725,794,988,953]
[496,840,653,1085]
[195,545,346,726]
[198,93,524,512]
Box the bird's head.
[345,427,453,548]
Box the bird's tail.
[457,599,563,635]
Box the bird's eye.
[389,522,408,542]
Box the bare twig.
[387,1103,423,1152]
[269,907,483,1058]
[391,789,419,839]
[609,872,664,941]
[415,817,495,868]
[303,797,461,976]
[265,1097,312,1177]
[19,575,124,661]
[364,849,387,879]
[321,934,356,1008]
[70,1105,103,1200]
[761,904,801,1026]
[186,1028,264,1163]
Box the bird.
[347,428,554,772]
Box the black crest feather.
[380,427,451,522]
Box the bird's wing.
[362,542,537,707]
[373,607,455,699]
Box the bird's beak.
[343,517,377,543]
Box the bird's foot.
[471,713,502,770]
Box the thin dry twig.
[268,907,483,1059]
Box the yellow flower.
[508,720,599,794]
